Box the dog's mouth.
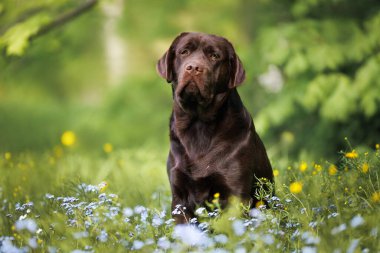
[176,79,213,109]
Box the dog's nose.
[185,63,204,75]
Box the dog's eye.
[210,53,220,60]
[179,49,190,56]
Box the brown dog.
[157,32,273,224]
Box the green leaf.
[0,13,51,56]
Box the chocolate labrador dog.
[157,32,273,224]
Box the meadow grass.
[0,143,379,252]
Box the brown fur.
[157,32,273,224]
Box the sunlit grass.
[0,141,379,252]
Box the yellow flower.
[273,169,279,177]
[290,181,303,194]
[376,144,379,150]
[98,181,108,192]
[314,164,322,172]
[61,131,76,147]
[345,150,358,159]
[328,165,338,176]
[4,152,11,160]
[361,163,369,173]
[103,143,113,153]
[371,192,380,203]
[299,162,308,172]
[213,192,220,198]
[255,200,265,208]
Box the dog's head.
[157,32,245,113]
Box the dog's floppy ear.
[229,54,246,88]
[156,32,189,83]
[156,51,171,82]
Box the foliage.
[0,143,379,252]
[0,0,98,56]
[248,0,380,158]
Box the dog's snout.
[185,63,204,75]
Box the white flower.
[15,219,38,233]
[73,231,89,239]
[0,238,25,253]
[258,64,284,93]
[123,207,134,217]
[370,228,378,237]
[157,237,171,250]
[262,234,274,245]
[152,215,163,227]
[132,240,145,250]
[347,239,360,253]
[214,234,228,244]
[234,247,247,253]
[213,249,229,253]
[301,232,320,245]
[29,237,38,249]
[328,212,339,219]
[232,220,245,236]
[134,205,146,214]
[331,224,347,235]
[97,230,108,243]
[165,218,175,225]
[195,207,206,215]
[302,246,317,253]
[350,215,364,228]
[173,225,207,246]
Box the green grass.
[0,143,379,252]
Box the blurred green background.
[1,0,380,160]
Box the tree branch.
[31,0,98,40]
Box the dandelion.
[345,150,358,159]
[299,162,307,172]
[290,181,303,194]
[371,192,380,203]
[4,152,11,160]
[98,181,108,192]
[376,144,379,150]
[361,163,369,173]
[273,169,279,177]
[255,200,265,208]
[214,192,220,198]
[61,131,76,147]
[328,165,338,176]
[314,164,322,172]
[103,143,113,153]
